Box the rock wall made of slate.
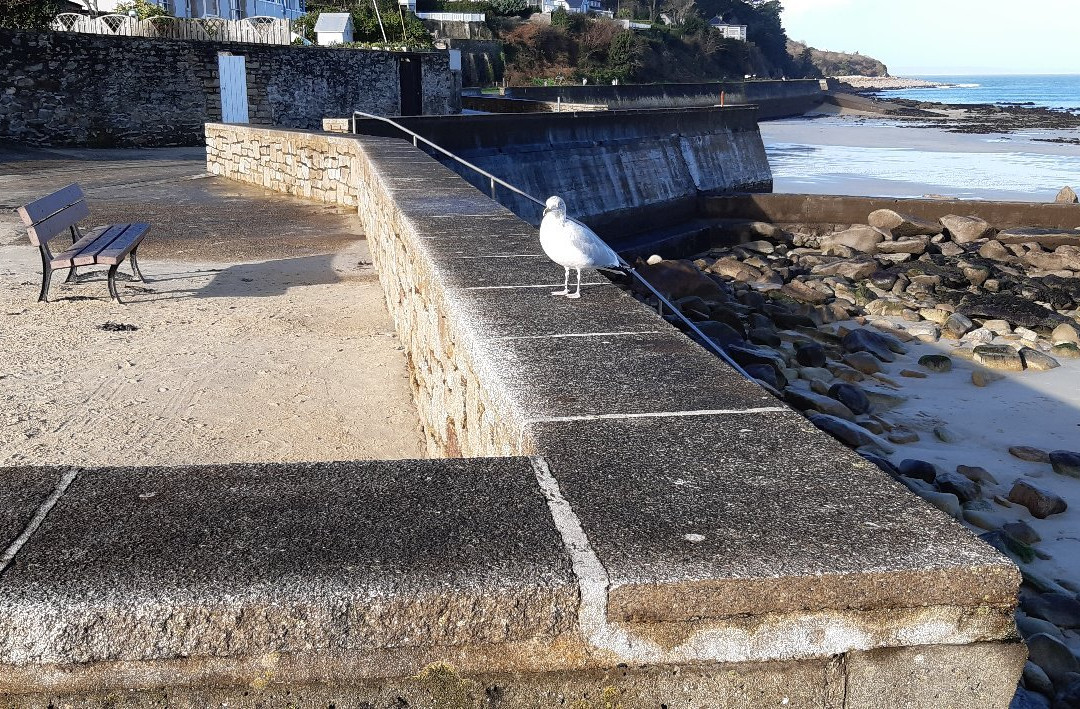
[0,30,459,148]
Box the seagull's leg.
[551,267,570,296]
[567,268,582,299]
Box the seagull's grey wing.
[565,220,620,268]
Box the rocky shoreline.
[627,207,1080,708]
[832,75,947,91]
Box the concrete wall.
[346,107,773,236]
[195,123,1027,706]
[705,193,1080,229]
[0,30,459,148]
[500,79,823,118]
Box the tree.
[0,0,63,29]
[662,0,696,26]
[116,0,171,19]
[606,29,640,80]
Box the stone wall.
[204,123,1026,707]
[0,30,459,148]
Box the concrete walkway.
[0,144,425,465]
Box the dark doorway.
[398,55,423,116]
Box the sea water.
[875,74,1080,110]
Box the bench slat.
[69,224,132,267]
[25,200,90,246]
[48,226,110,269]
[95,223,149,265]
[17,184,85,226]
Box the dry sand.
[0,146,425,466]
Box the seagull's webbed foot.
[552,267,570,296]
[565,291,581,299]
[551,289,570,296]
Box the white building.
[708,17,747,40]
[541,0,600,14]
[90,0,306,20]
[314,12,352,45]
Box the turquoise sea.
[875,74,1080,110]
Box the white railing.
[415,11,485,21]
[51,13,292,44]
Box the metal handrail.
[349,110,753,380]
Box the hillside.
[787,39,888,77]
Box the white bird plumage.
[539,195,620,299]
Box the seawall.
[338,107,773,236]
[499,79,824,119]
[0,29,459,148]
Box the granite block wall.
[0,30,459,148]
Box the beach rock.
[973,344,1024,371]
[828,382,871,415]
[957,464,999,485]
[745,364,785,390]
[741,239,776,254]
[1052,322,1080,345]
[1003,520,1041,544]
[696,321,745,347]
[842,351,882,375]
[842,326,902,360]
[1021,347,1061,371]
[978,240,1014,262]
[1056,186,1079,204]
[794,342,826,368]
[918,307,951,325]
[1009,480,1068,518]
[1024,661,1056,697]
[933,425,960,443]
[812,257,879,279]
[1052,342,1080,358]
[1011,446,1052,463]
[982,319,1013,335]
[868,271,898,290]
[877,237,929,255]
[863,388,907,412]
[708,257,763,282]
[867,209,941,237]
[1054,679,1080,709]
[1027,633,1080,687]
[898,458,938,483]
[1026,592,1080,629]
[820,225,888,254]
[727,343,787,374]
[770,311,817,329]
[942,312,974,339]
[962,507,1005,530]
[1016,327,1041,342]
[749,328,782,347]
[1024,246,1080,272]
[900,368,927,378]
[636,259,725,300]
[784,387,855,420]
[918,354,953,373]
[940,214,995,244]
[935,470,980,502]
[808,413,894,453]
[1050,450,1080,478]
[887,429,920,444]
[971,369,1004,387]
[962,327,996,345]
[918,489,962,517]
[1018,614,1063,641]
[959,293,1065,330]
[1010,687,1051,709]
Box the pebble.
[1011,446,1052,463]
[1049,450,1080,478]
[933,425,959,443]
[1008,480,1068,518]
[899,369,927,378]
[918,354,952,373]
[971,369,1003,387]
[956,464,999,485]
[887,429,920,444]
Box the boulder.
[1010,687,1051,709]
[745,364,785,390]
[876,237,929,255]
[918,354,952,372]
[820,225,888,254]
[973,344,1024,371]
[795,342,826,368]
[828,382,871,415]
[998,227,1080,250]
[978,240,1013,262]
[1002,520,1040,544]
[942,312,974,339]
[898,458,938,483]
[808,413,895,453]
[940,214,995,244]
[867,209,941,237]
[1020,347,1061,371]
[696,320,745,347]
[1024,245,1080,273]
[1025,592,1080,629]
[1008,480,1068,518]
[1026,633,1080,687]
[636,259,725,300]
[934,470,980,502]
[959,293,1065,330]
[1053,342,1080,359]
[1050,450,1080,478]
[1056,185,1079,203]
[811,257,880,279]
[1010,446,1051,463]
[1052,322,1080,345]
[842,351,882,375]
[784,387,856,420]
[957,464,999,485]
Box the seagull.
[539,195,621,299]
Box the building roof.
[314,13,352,33]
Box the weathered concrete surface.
[197,124,1025,706]
[0,468,65,553]
[0,459,580,693]
[347,107,773,236]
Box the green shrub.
[0,0,63,29]
[116,0,171,19]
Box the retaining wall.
[0,29,459,148]
[500,79,823,118]
[185,122,1028,706]
[340,107,773,236]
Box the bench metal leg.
[129,247,144,282]
[38,248,52,303]
[107,264,122,305]
[65,265,79,284]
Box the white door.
[218,53,249,124]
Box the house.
[90,0,306,21]
[542,0,601,15]
[708,16,747,40]
[314,12,352,45]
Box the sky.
[781,0,1080,75]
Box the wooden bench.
[17,184,150,305]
